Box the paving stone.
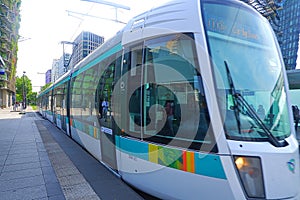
[46,182,65,197]
[59,173,87,187]
[0,185,47,200]
[40,159,52,167]
[0,175,44,192]
[1,162,41,172]
[0,150,10,156]
[0,155,7,165]
[0,168,43,181]
[62,183,100,200]
[6,152,39,160]
[41,166,56,175]
[55,166,80,177]
[48,194,66,200]
[43,173,59,184]
[8,149,38,156]
[4,156,40,165]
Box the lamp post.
[22,71,26,109]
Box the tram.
[37,0,300,199]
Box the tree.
[15,75,37,105]
[40,83,52,92]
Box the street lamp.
[22,71,26,109]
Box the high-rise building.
[51,54,70,83]
[45,69,51,84]
[276,0,300,70]
[241,0,300,70]
[59,53,70,77]
[71,31,104,68]
[0,1,21,108]
[51,59,59,83]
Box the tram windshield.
[202,1,291,142]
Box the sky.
[17,0,170,92]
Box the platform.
[0,107,146,200]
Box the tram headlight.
[234,156,265,198]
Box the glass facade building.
[276,0,300,70]
[71,31,104,68]
[45,69,51,84]
[241,0,300,70]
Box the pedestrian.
[292,105,299,131]
[164,101,174,135]
[13,102,17,111]
[101,99,108,121]
[257,104,265,120]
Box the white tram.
[38,0,300,199]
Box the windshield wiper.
[224,61,287,147]
[224,61,242,134]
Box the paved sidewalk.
[0,107,146,200]
[0,107,66,200]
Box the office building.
[276,0,300,70]
[71,31,104,68]
[241,0,300,70]
[61,53,70,75]
[0,1,21,108]
[45,69,51,84]
[51,54,71,83]
[51,59,59,83]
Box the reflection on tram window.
[127,33,217,152]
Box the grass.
[31,105,37,110]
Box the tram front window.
[202,1,291,142]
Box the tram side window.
[81,67,100,123]
[54,86,63,114]
[142,33,216,152]
[70,73,84,120]
[42,95,47,110]
[47,91,53,112]
[71,64,102,124]
[62,81,68,117]
[97,63,115,128]
[96,52,122,129]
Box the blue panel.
[117,137,148,160]
[194,153,227,179]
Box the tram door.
[97,55,122,170]
[61,82,68,133]
[122,45,144,139]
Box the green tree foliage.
[15,75,37,105]
[40,83,52,92]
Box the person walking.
[292,105,300,131]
